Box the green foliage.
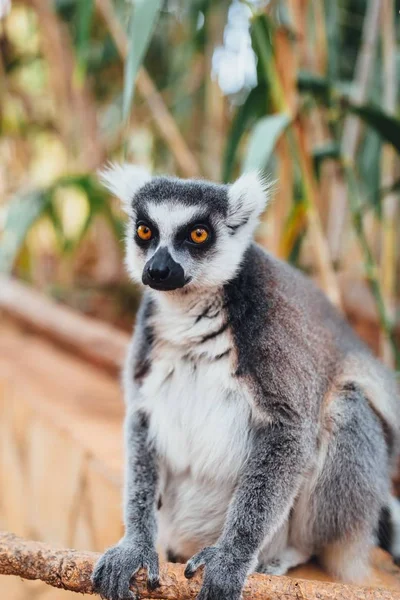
[222,84,268,182]
[312,143,341,180]
[346,103,400,155]
[123,0,163,122]
[242,113,291,174]
[0,190,50,273]
[75,0,94,81]
[1,0,399,360]
[0,176,123,275]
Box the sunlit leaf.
[0,190,49,274]
[52,175,122,249]
[122,0,162,121]
[242,113,291,174]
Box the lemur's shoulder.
[223,244,367,419]
[226,243,364,350]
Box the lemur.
[92,164,400,600]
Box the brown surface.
[0,320,123,481]
[1,531,400,600]
[0,275,130,376]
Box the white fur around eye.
[99,162,152,214]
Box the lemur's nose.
[148,264,170,282]
[143,247,186,290]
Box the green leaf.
[323,0,339,81]
[297,70,331,102]
[312,142,340,179]
[357,128,382,215]
[0,190,49,274]
[122,0,163,122]
[75,0,94,81]
[52,175,119,250]
[222,84,268,183]
[346,103,400,155]
[242,113,291,174]
[251,14,283,111]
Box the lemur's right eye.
[137,224,152,241]
[190,227,209,244]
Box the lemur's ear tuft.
[98,163,151,214]
[228,172,272,230]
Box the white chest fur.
[139,292,251,482]
[137,292,252,554]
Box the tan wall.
[0,321,124,599]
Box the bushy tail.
[378,495,400,564]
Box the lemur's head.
[100,164,270,292]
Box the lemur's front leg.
[185,422,307,600]
[92,408,159,600]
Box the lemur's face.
[100,165,269,292]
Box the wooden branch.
[0,276,129,376]
[1,531,399,600]
[95,0,201,179]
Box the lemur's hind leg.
[309,384,389,583]
[256,516,311,576]
[257,546,311,576]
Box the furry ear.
[227,172,271,230]
[99,163,151,214]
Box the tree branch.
[1,531,399,600]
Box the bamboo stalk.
[327,0,381,260]
[28,0,106,171]
[1,531,399,600]
[254,14,341,306]
[344,164,400,369]
[294,117,342,307]
[95,0,201,179]
[379,0,398,368]
[202,4,225,181]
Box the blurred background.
[1,0,400,366]
[1,2,400,598]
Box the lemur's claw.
[185,546,248,600]
[92,540,159,600]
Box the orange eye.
[137,224,152,241]
[190,227,209,244]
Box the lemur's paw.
[256,558,288,576]
[185,546,248,600]
[91,540,159,600]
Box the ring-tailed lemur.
[92,165,400,600]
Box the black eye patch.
[134,209,159,248]
[173,216,216,255]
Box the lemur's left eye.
[190,227,209,244]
